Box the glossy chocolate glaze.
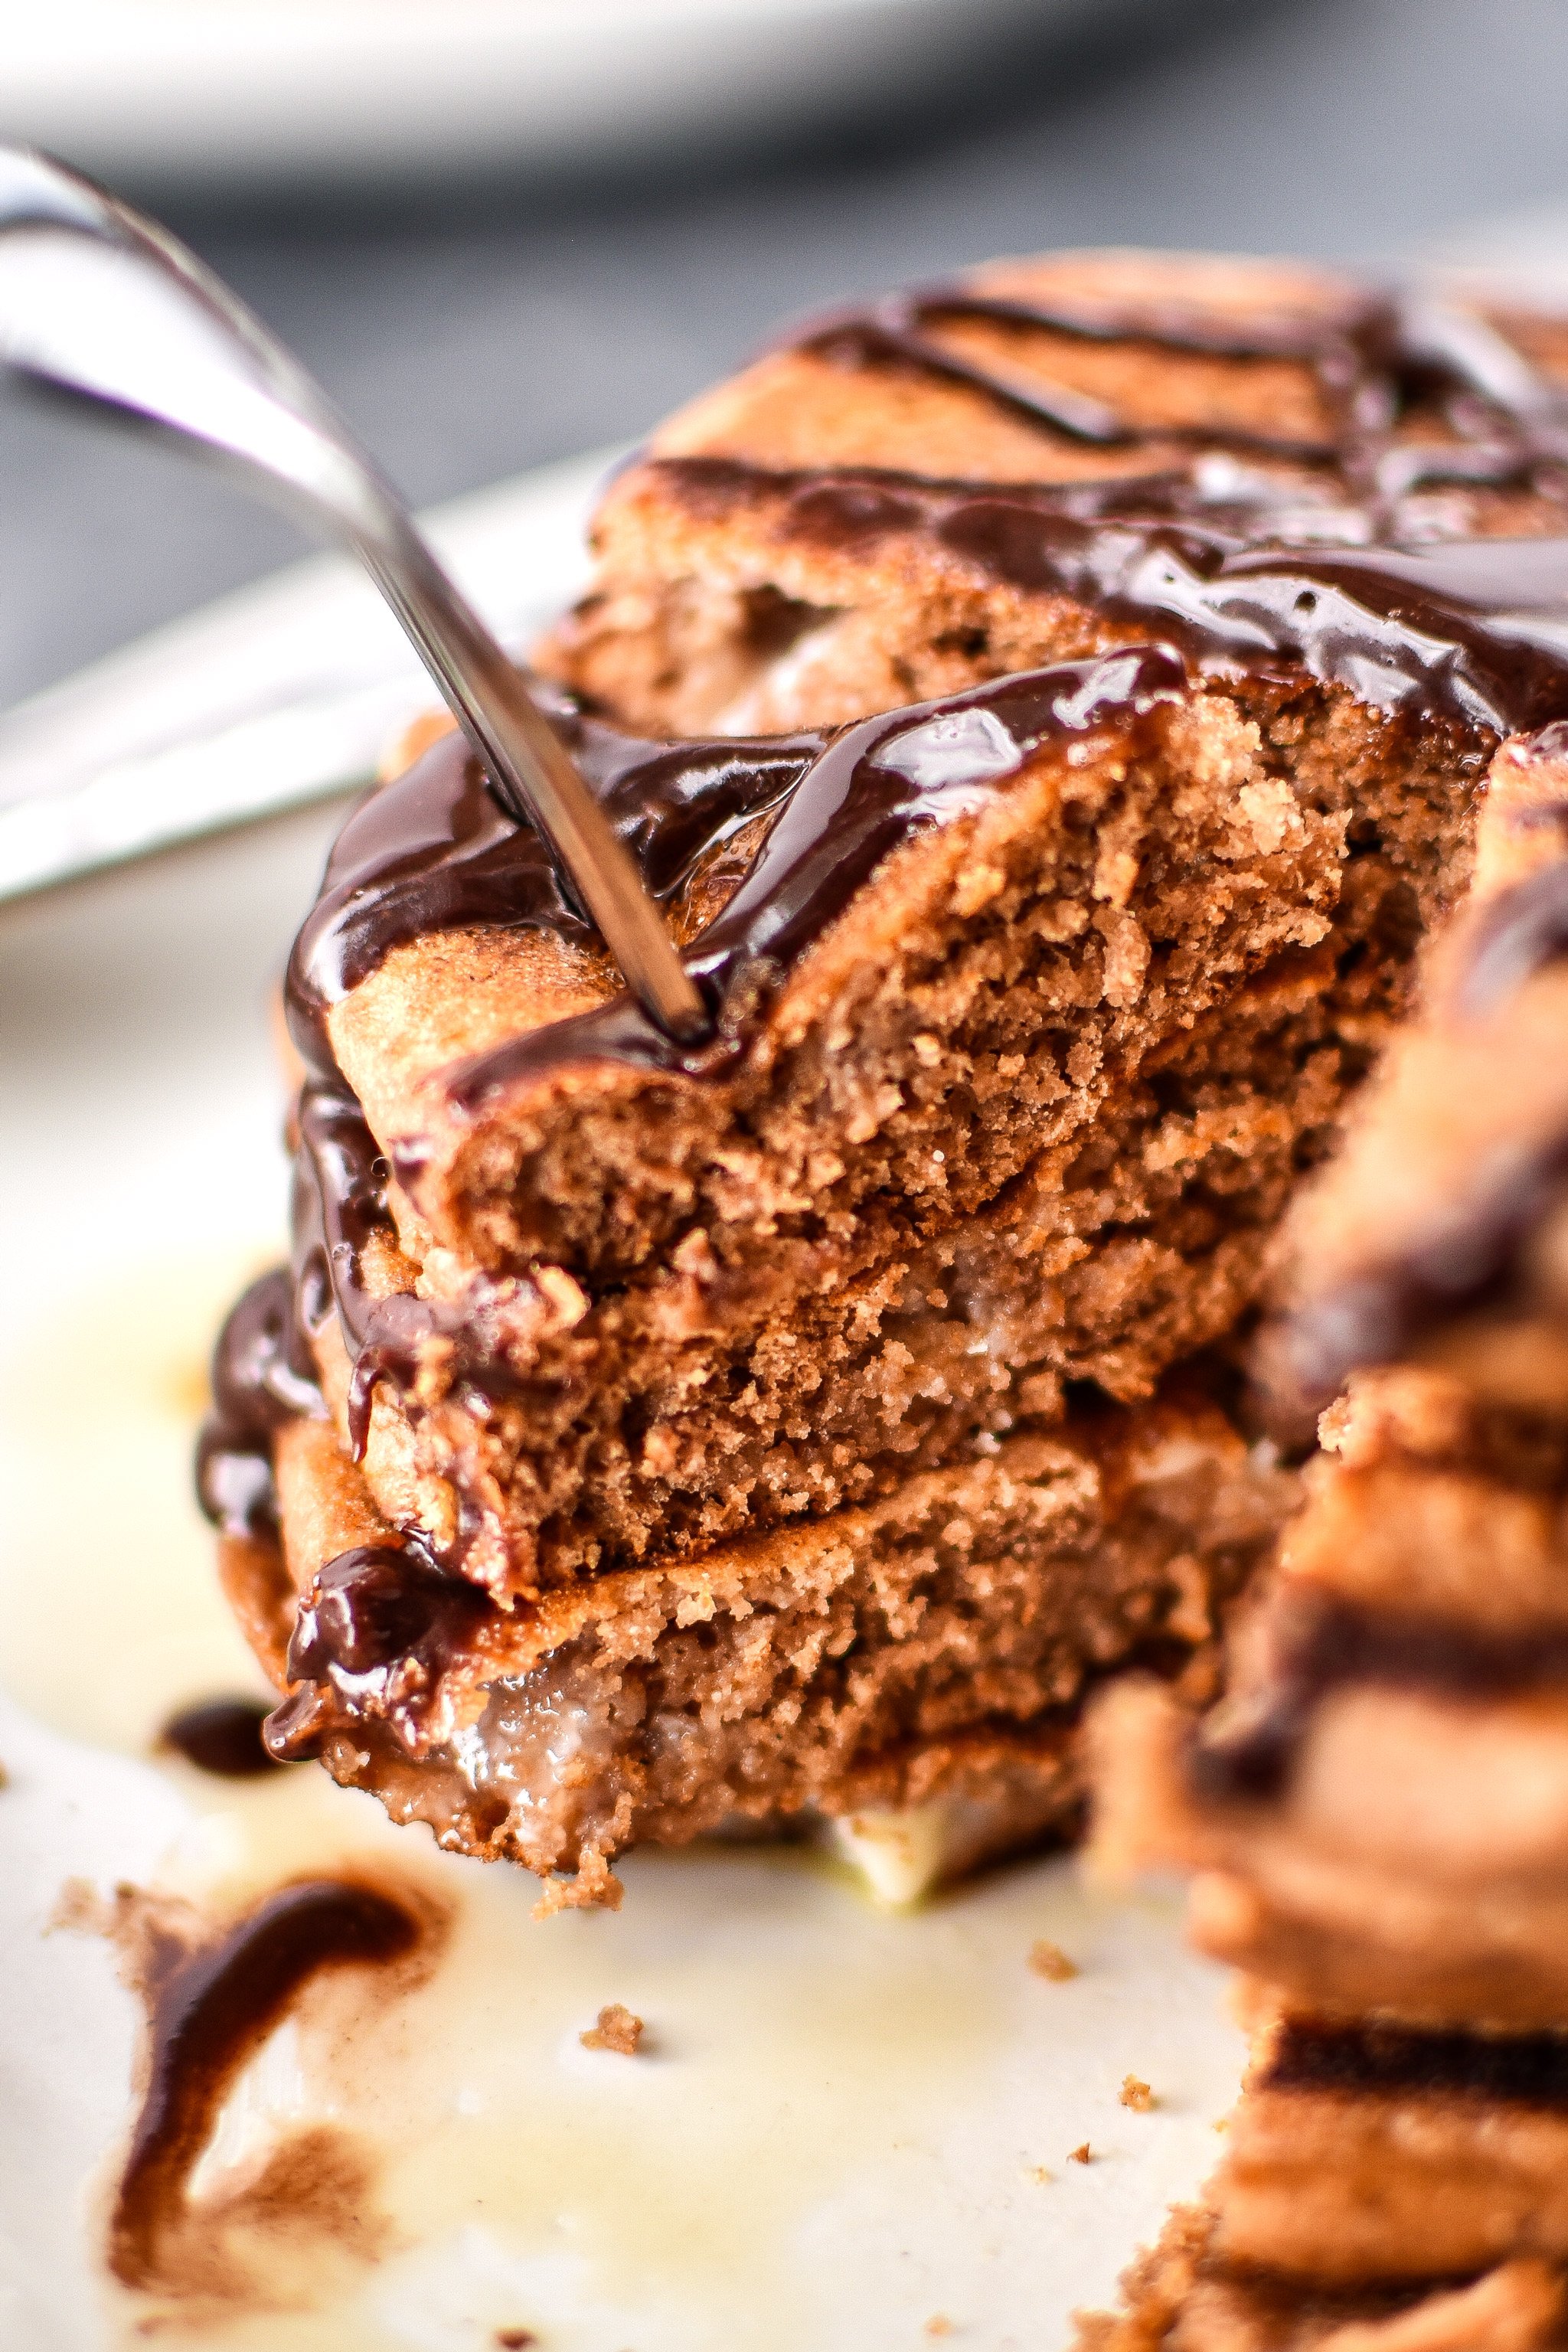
[1264,2010,1568,2109]
[263,1540,493,1762]
[196,1268,323,1542]
[286,687,820,1083]
[158,1697,280,1778]
[1188,1590,1568,1805]
[109,1877,423,2288]
[658,455,1568,738]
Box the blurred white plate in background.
[5,0,1153,191]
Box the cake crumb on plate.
[1028,1939,1079,1981]
[580,2003,644,2055]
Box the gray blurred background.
[5,0,1568,711]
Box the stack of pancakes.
[201,248,1568,1929]
[1087,742,1568,2344]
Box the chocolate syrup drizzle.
[109,1877,423,2288]
[790,276,1568,488]
[194,263,1568,1755]
[1263,2010,1568,2109]
[1189,1591,1568,1806]
[196,1266,322,1544]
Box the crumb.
[1119,2076,1155,2112]
[1213,2115,1229,2132]
[580,2002,644,2055]
[1027,1939,1078,1981]
[494,2333,537,2349]
[1069,2142,1093,2165]
[1027,2164,1053,2185]
[533,1853,624,1918]
[924,2321,954,2339]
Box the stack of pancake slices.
[200,242,1568,2330]
[1088,726,1568,2348]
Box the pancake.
[215,1372,1287,1906]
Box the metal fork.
[0,145,709,1042]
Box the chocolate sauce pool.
[110,1877,424,2289]
[158,1698,279,1779]
[195,266,1568,1756]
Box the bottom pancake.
[230,1377,1292,1906]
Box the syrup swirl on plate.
[110,1878,426,2290]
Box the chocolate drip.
[286,690,819,1082]
[1263,2011,1568,2109]
[158,1698,280,1779]
[109,1877,423,2288]
[195,1269,322,1542]
[1189,1590,1568,1805]
[290,1082,395,1356]
[263,1539,494,1762]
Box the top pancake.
[307,249,1568,1274]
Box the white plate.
[2,0,1132,191]
[0,460,1243,2350]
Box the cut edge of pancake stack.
[199,247,1568,1917]
[1082,746,1568,2347]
